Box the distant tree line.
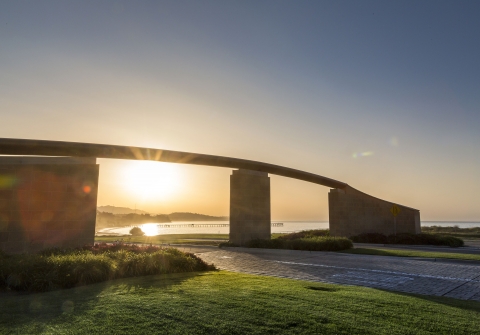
[96,211,228,228]
[96,212,171,228]
[168,212,228,222]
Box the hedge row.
[422,226,480,234]
[0,244,215,292]
[349,233,464,247]
[276,229,330,241]
[221,236,353,252]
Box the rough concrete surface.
[329,186,420,237]
[230,169,270,245]
[0,157,99,253]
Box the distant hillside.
[95,207,227,228]
[168,212,228,222]
[98,205,149,215]
[96,212,170,229]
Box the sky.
[1,1,479,221]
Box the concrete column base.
[0,157,99,254]
[329,186,420,237]
[230,169,270,245]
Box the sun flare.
[140,224,159,236]
[121,161,181,200]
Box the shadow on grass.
[0,271,207,331]
[305,285,339,292]
[375,288,480,313]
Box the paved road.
[177,246,480,302]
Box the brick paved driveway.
[179,246,480,302]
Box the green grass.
[350,232,464,247]
[276,229,330,240]
[97,233,348,248]
[241,236,353,251]
[340,248,480,261]
[0,245,214,292]
[95,234,229,246]
[1,271,479,334]
[221,230,352,251]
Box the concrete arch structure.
[0,138,347,188]
[0,138,420,249]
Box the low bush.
[220,233,352,251]
[129,226,145,236]
[349,233,388,244]
[277,229,330,241]
[0,244,215,292]
[422,225,480,234]
[246,236,352,251]
[218,241,240,248]
[350,233,464,247]
[421,226,480,239]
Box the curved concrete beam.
[0,138,348,189]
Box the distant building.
[0,157,99,253]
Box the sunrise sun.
[121,161,181,200]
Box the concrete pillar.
[329,186,420,237]
[230,169,270,245]
[0,156,99,254]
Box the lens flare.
[0,175,17,189]
[352,151,374,158]
[352,151,373,158]
[389,137,399,146]
[140,224,159,236]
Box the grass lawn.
[95,234,229,246]
[1,271,479,334]
[96,234,289,246]
[340,248,480,262]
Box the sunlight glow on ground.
[140,224,159,236]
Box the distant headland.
[96,205,228,229]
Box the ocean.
[97,220,480,236]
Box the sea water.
[97,220,480,236]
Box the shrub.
[0,244,215,292]
[218,242,240,248]
[289,237,353,251]
[129,227,145,236]
[422,225,480,234]
[350,233,464,247]
[428,235,464,247]
[244,236,352,252]
[219,230,351,252]
[350,233,388,244]
[277,229,330,241]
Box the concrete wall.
[230,169,270,245]
[329,186,420,237]
[0,157,99,253]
